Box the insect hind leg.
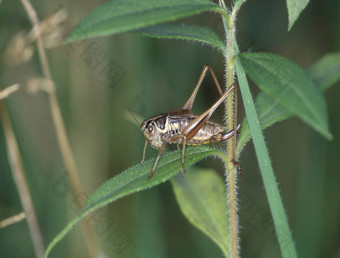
[232,158,243,180]
[182,65,225,111]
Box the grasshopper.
[141,65,239,179]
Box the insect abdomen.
[166,115,224,145]
[187,121,224,145]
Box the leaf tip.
[64,25,89,44]
[325,132,333,141]
[287,22,293,32]
[286,0,309,31]
[287,17,297,31]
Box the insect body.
[141,65,239,179]
[141,111,236,148]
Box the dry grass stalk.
[20,0,103,256]
[0,84,20,100]
[0,212,26,229]
[0,102,45,258]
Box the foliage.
[43,0,339,257]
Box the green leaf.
[233,0,247,16]
[135,24,226,53]
[239,52,332,140]
[172,169,230,256]
[236,52,340,154]
[286,0,309,30]
[44,146,227,258]
[65,0,226,43]
[236,47,298,258]
[236,91,290,155]
[308,52,340,91]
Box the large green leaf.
[239,52,332,140]
[44,146,228,257]
[65,0,226,43]
[236,52,340,154]
[135,24,226,53]
[286,0,309,30]
[236,49,297,258]
[172,169,230,256]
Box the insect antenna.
[125,107,142,127]
[109,90,142,127]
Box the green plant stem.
[220,3,239,257]
[215,153,235,257]
[226,24,238,258]
[220,1,247,256]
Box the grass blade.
[236,52,297,258]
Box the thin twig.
[20,0,102,256]
[0,84,20,100]
[0,102,45,258]
[0,212,26,228]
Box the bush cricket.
[141,65,240,179]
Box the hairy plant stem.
[220,2,242,257]
[20,0,102,256]
[226,21,238,258]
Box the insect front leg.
[141,140,148,163]
[148,142,166,179]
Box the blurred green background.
[0,0,339,257]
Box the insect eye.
[148,125,154,133]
